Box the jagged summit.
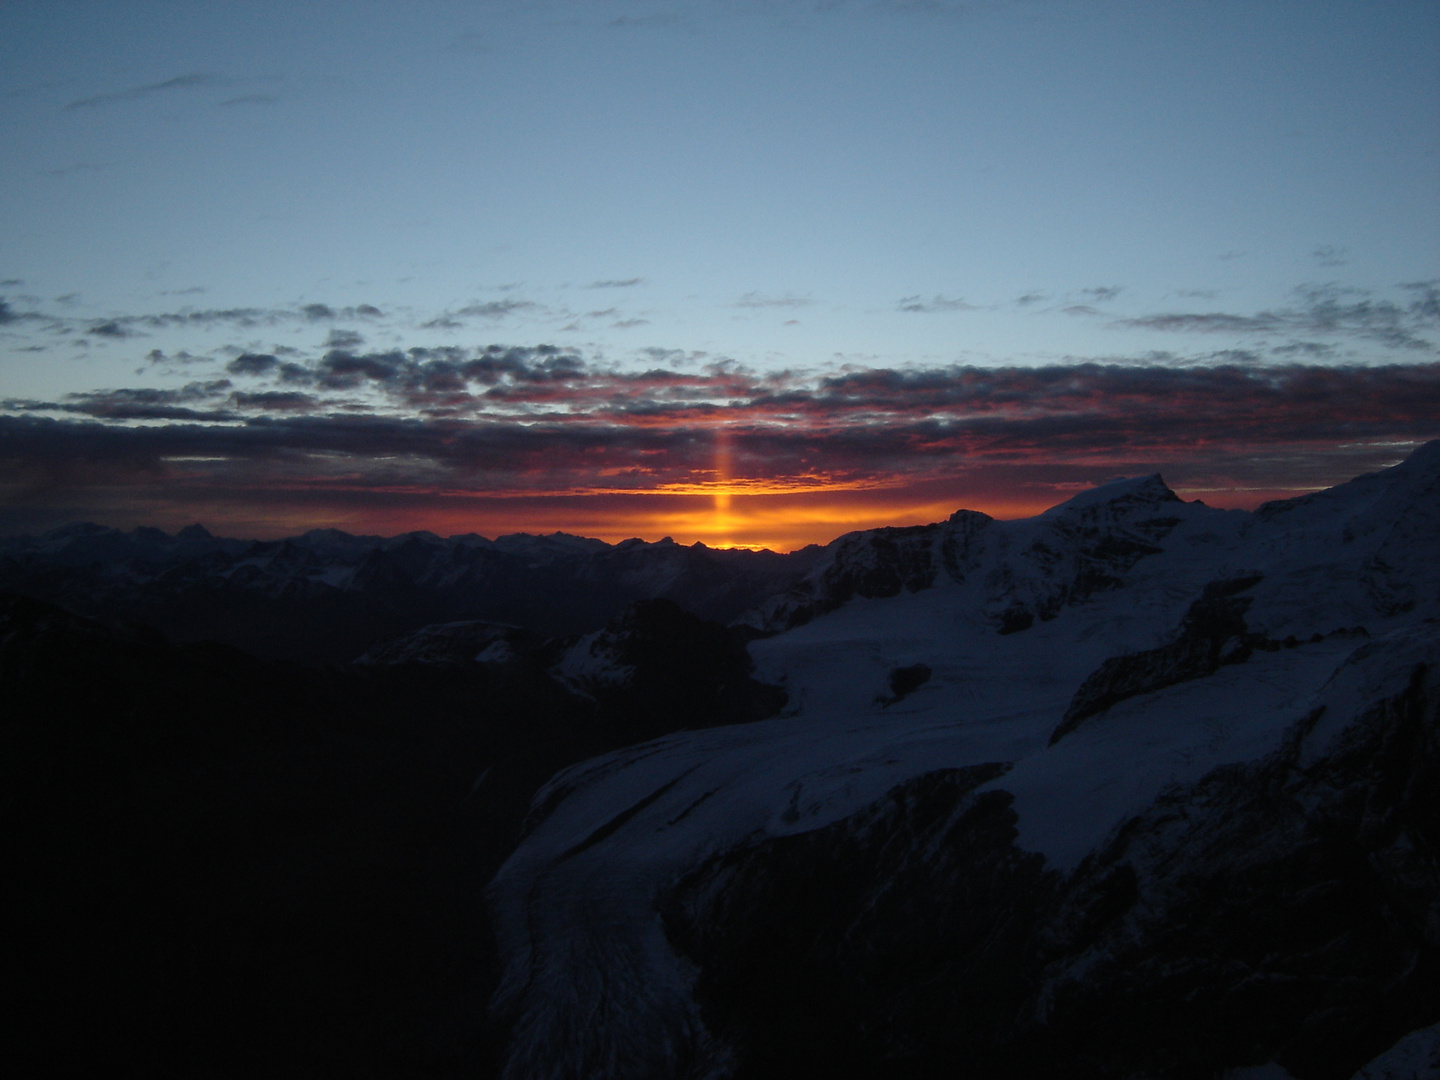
[1038,472,1182,518]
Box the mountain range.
[5,443,1439,1079]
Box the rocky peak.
[1040,473,1183,522]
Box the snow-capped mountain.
[486,443,1440,1080]
[7,445,1438,1078]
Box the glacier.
[486,443,1440,1080]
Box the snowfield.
[487,443,1440,1080]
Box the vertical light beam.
[714,426,733,546]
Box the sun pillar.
[713,426,733,546]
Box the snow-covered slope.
[486,443,1440,1080]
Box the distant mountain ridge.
[0,523,822,663]
[3,445,1436,671]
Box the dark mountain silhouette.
[6,442,1440,1079]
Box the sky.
[1,0,1437,550]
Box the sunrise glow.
[0,2,1435,548]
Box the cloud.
[278,361,315,385]
[612,318,650,329]
[10,358,1437,468]
[1079,286,1123,302]
[298,344,592,397]
[588,278,644,288]
[324,329,366,350]
[896,294,975,313]
[44,381,236,422]
[456,299,537,318]
[301,303,379,321]
[1120,312,1275,333]
[147,348,208,366]
[1,301,391,345]
[64,73,219,111]
[230,391,317,411]
[1313,245,1348,267]
[315,350,407,390]
[407,298,536,328]
[0,298,62,330]
[639,347,705,367]
[1115,282,1439,351]
[1271,342,1336,358]
[86,320,136,338]
[734,292,815,309]
[4,360,1437,542]
[217,94,277,107]
[227,353,280,377]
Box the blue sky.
[1,1,1437,545]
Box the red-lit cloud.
[3,357,1438,548]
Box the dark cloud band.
[3,363,1436,508]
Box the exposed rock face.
[662,764,1047,1079]
[742,521,961,630]
[666,648,1440,1080]
[881,661,932,705]
[1052,573,1271,743]
[744,473,1188,635]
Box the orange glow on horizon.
[123,486,1072,551]
[60,471,1335,551]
